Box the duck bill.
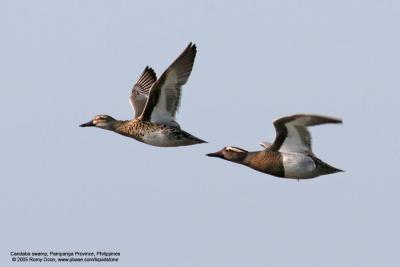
[79,121,95,127]
[206,151,223,159]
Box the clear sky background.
[1,0,400,266]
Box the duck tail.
[312,156,344,175]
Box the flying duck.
[80,43,206,147]
[207,114,343,179]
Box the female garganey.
[80,43,206,147]
[207,114,343,179]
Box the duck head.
[207,146,248,163]
[80,115,117,130]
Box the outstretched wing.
[139,43,197,126]
[268,114,342,154]
[129,66,157,118]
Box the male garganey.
[80,43,206,147]
[207,114,343,179]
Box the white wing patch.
[150,69,179,126]
[279,116,312,154]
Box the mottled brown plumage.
[80,43,206,147]
[80,115,205,147]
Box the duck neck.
[242,151,258,165]
[103,120,126,131]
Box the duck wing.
[268,114,342,154]
[129,66,157,118]
[139,43,197,127]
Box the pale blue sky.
[1,0,400,266]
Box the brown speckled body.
[80,43,205,147]
[115,119,157,141]
[113,119,205,147]
[244,150,285,177]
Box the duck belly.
[282,153,317,179]
[142,129,204,147]
[142,130,176,147]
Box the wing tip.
[132,66,158,95]
[275,113,343,125]
[185,42,197,56]
[143,66,157,80]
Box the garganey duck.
[207,114,343,179]
[80,43,206,147]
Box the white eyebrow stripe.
[226,147,245,153]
